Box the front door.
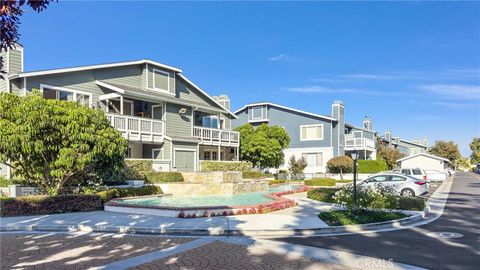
[175,150,195,171]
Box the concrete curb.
[0,209,426,237]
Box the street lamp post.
[351,150,359,215]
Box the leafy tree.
[455,157,471,171]
[429,140,461,167]
[288,155,307,175]
[469,137,480,164]
[376,140,405,170]
[1,1,56,78]
[0,92,128,195]
[327,156,353,180]
[234,123,290,169]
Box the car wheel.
[401,188,415,197]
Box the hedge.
[200,161,253,172]
[96,185,163,203]
[357,160,387,173]
[398,196,426,211]
[0,176,11,187]
[0,195,102,217]
[147,172,183,183]
[304,178,336,186]
[242,171,272,179]
[307,188,340,203]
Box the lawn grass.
[319,210,408,226]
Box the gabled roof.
[9,59,182,79]
[96,80,237,118]
[397,153,450,163]
[345,123,377,133]
[176,74,237,118]
[234,102,337,122]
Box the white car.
[425,170,447,182]
[360,172,428,197]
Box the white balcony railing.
[193,126,240,147]
[345,134,375,151]
[106,113,165,143]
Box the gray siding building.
[0,45,239,175]
[233,101,377,173]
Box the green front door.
[175,150,195,171]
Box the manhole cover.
[427,232,464,239]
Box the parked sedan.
[425,170,447,182]
[360,173,428,197]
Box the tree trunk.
[340,168,343,180]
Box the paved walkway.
[1,231,426,270]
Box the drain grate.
[427,232,464,239]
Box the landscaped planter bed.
[104,186,308,218]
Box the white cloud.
[283,85,359,94]
[268,54,302,63]
[268,54,287,61]
[338,73,403,80]
[432,101,479,110]
[418,84,480,100]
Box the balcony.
[193,126,240,147]
[345,134,375,151]
[106,113,165,143]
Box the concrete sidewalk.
[0,179,451,237]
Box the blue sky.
[19,1,479,156]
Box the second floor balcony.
[193,126,240,147]
[106,113,165,144]
[345,134,375,151]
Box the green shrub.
[357,160,387,173]
[242,171,272,179]
[304,178,336,186]
[318,210,407,226]
[0,176,12,187]
[307,188,339,203]
[334,184,399,211]
[269,179,286,185]
[147,172,183,183]
[200,161,253,172]
[115,160,153,180]
[398,196,426,211]
[96,186,162,203]
[0,195,102,217]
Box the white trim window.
[152,68,170,92]
[302,152,323,166]
[300,124,324,141]
[41,84,92,107]
[250,106,264,120]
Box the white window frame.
[152,68,170,93]
[152,148,164,159]
[40,84,93,107]
[250,105,265,120]
[151,104,164,120]
[353,130,363,138]
[300,124,324,141]
[219,116,226,129]
[302,152,323,166]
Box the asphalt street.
[276,172,480,270]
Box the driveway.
[275,172,480,270]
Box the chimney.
[1,43,24,75]
[213,94,230,110]
[331,100,345,157]
[385,131,392,142]
[363,116,373,131]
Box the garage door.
[175,150,195,171]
